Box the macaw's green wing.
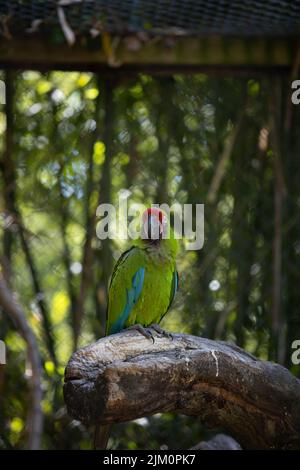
[106,247,145,335]
[168,268,179,311]
[159,268,179,324]
[109,267,145,334]
[108,247,134,289]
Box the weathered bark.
[64,331,300,450]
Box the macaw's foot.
[126,324,155,343]
[150,323,173,340]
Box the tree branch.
[0,273,43,449]
[18,223,57,365]
[64,331,300,450]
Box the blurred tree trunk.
[0,71,15,438]
[18,226,57,365]
[123,86,141,190]
[0,274,43,449]
[231,128,255,347]
[125,136,139,189]
[155,78,174,204]
[269,78,287,363]
[49,89,77,342]
[283,74,300,367]
[1,70,15,285]
[58,165,77,336]
[73,76,103,347]
[207,108,245,204]
[94,77,114,337]
[206,102,247,341]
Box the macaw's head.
[141,207,169,243]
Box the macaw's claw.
[150,323,173,340]
[126,324,155,343]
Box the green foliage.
[0,71,300,449]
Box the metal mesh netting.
[1,0,300,38]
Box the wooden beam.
[0,36,297,74]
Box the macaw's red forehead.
[142,207,165,222]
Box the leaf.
[93,141,106,164]
[84,88,99,100]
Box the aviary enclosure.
[0,0,300,451]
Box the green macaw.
[95,207,179,449]
[106,207,179,340]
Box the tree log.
[64,331,300,449]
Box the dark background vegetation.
[0,70,299,449]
